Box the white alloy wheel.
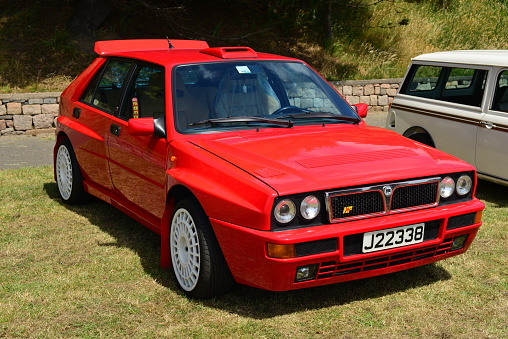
[171,208,201,292]
[56,144,73,201]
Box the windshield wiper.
[276,112,361,124]
[190,116,294,128]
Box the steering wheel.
[271,106,305,115]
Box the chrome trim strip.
[325,177,441,223]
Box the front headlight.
[274,199,296,224]
[440,176,455,198]
[300,195,320,220]
[456,174,472,196]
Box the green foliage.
[1,0,508,90]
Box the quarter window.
[81,59,133,114]
[408,65,441,92]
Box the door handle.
[110,124,121,136]
[73,107,81,119]
[479,121,496,129]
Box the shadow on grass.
[476,179,508,207]
[44,181,452,319]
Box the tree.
[68,0,114,34]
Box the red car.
[54,39,484,298]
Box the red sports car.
[54,39,484,298]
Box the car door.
[475,68,508,181]
[74,59,134,191]
[107,63,168,220]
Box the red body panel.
[55,40,485,293]
[210,198,482,290]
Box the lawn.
[0,166,507,338]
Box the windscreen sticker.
[236,66,251,74]
[132,97,139,118]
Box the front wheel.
[55,138,89,204]
[170,198,234,298]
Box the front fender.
[167,140,277,231]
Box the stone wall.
[0,78,403,136]
[330,78,403,112]
[0,92,60,136]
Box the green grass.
[1,166,507,338]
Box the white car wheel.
[56,144,73,201]
[54,138,89,205]
[171,207,201,291]
[169,198,234,298]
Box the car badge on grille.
[342,206,353,214]
[383,185,393,196]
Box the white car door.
[475,68,508,182]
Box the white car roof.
[412,50,508,67]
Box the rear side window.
[408,65,441,92]
[402,64,487,108]
[81,59,133,114]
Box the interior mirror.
[352,103,368,118]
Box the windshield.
[173,61,358,132]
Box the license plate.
[362,223,425,253]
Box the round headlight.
[274,199,296,224]
[300,195,320,220]
[440,176,455,198]
[456,174,472,196]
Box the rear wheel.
[55,138,89,204]
[408,133,435,147]
[170,198,234,298]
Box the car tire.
[170,198,234,298]
[55,138,90,205]
[408,133,435,148]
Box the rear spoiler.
[94,39,210,55]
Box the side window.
[445,68,475,89]
[121,65,165,120]
[81,59,133,114]
[402,64,487,107]
[441,68,487,107]
[491,70,508,112]
[407,65,442,92]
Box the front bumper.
[211,198,484,291]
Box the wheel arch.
[403,126,435,147]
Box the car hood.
[188,125,470,195]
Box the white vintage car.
[388,50,508,186]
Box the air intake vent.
[200,47,258,59]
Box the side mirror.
[129,117,166,138]
[352,103,368,118]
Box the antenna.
[166,36,174,49]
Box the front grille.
[316,237,456,280]
[330,190,384,219]
[391,182,439,211]
[326,177,440,223]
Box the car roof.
[94,39,295,66]
[412,50,508,67]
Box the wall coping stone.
[330,78,403,86]
[0,92,61,101]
